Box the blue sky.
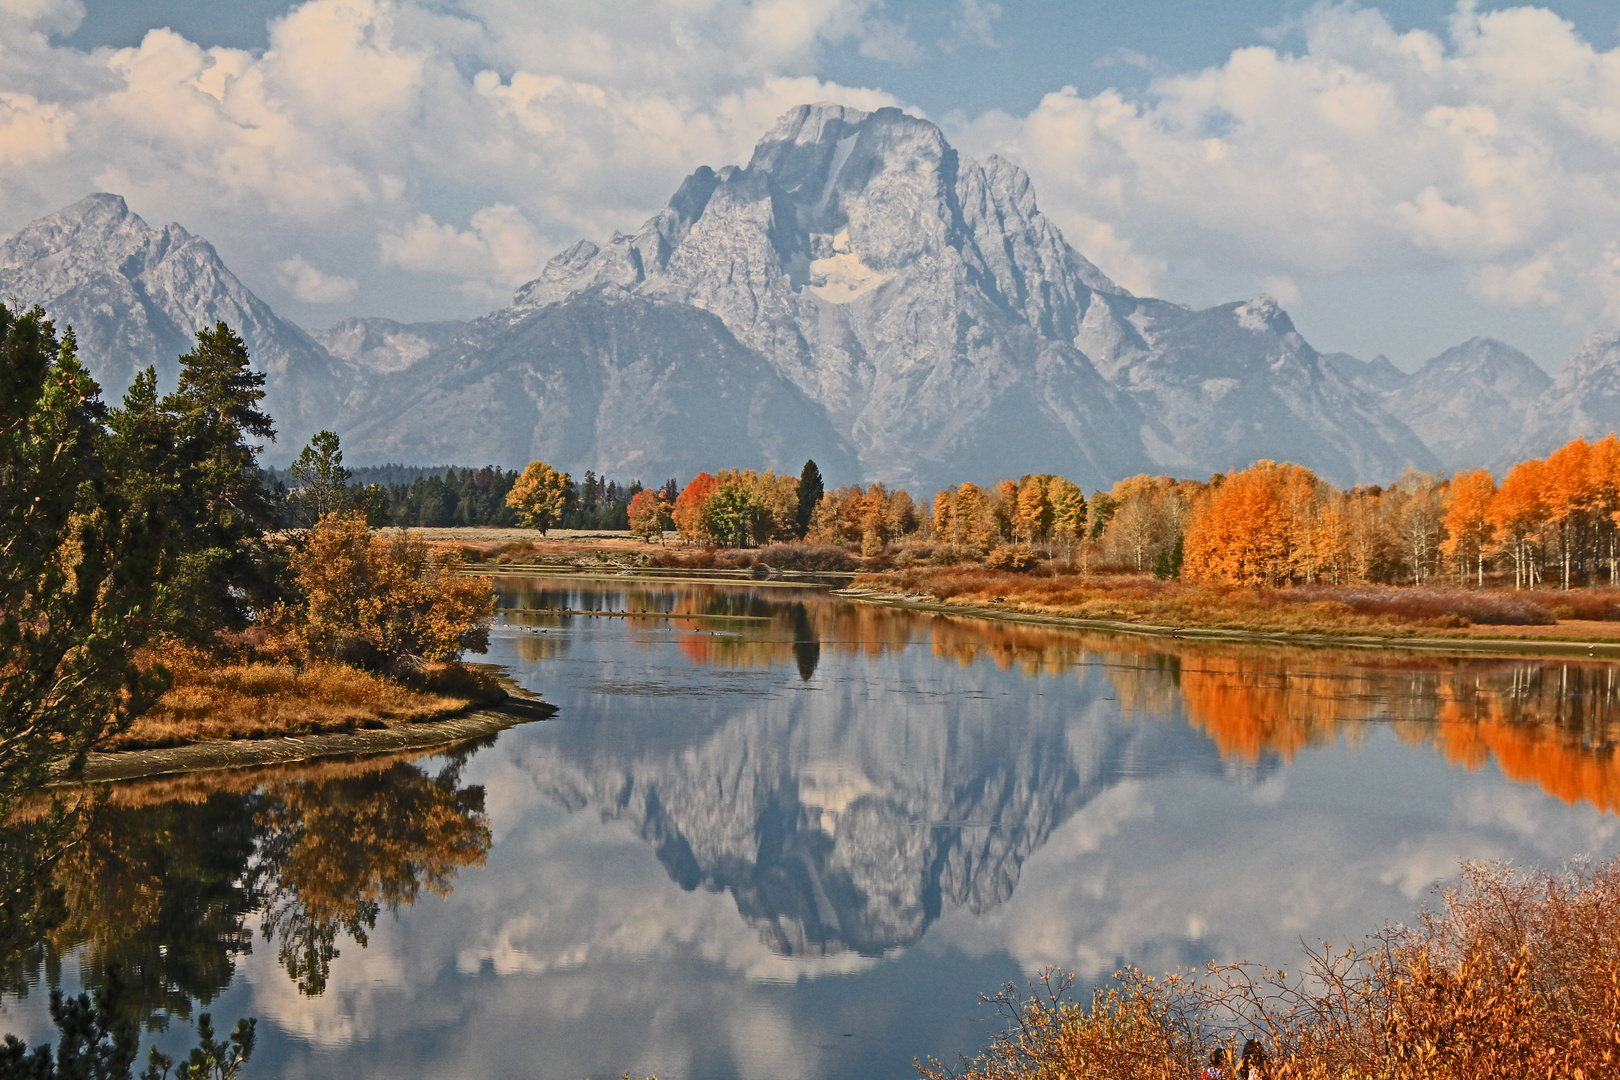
[7,0,1620,369]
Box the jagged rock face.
[516,103,1434,489]
[1077,295,1440,480]
[1514,332,1620,464]
[0,116,1455,485]
[1322,352,1409,396]
[313,316,464,375]
[340,288,858,484]
[1377,337,1551,472]
[0,193,342,448]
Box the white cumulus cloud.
[2,0,1618,350]
[951,2,1620,332]
[275,255,359,303]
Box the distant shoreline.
[834,588,1620,659]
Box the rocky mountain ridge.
[500,103,1437,488]
[0,193,343,448]
[9,107,1620,483]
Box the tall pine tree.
[0,307,170,796]
[796,459,824,539]
[112,322,283,639]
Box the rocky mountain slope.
[340,288,859,483]
[1322,352,1409,395]
[313,316,464,375]
[1513,332,1620,465]
[24,110,1620,487]
[487,103,1436,489]
[0,193,343,448]
[1381,337,1551,472]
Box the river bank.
[837,586,1620,658]
[50,692,554,786]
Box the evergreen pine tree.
[796,460,824,539]
[151,322,281,638]
[288,430,352,527]
[1,308,169,797]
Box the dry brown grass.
[925,857,1620,1080]
[860,568,1594,637]
[102,645,501,752]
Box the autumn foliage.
[627,488,672,541]
[506,459,576,535]
[1171,435,1620,589]
[924,857,1620,1080]
[287,512,495,672]
[625,434,1620,593]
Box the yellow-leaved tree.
[507,460,575,535]
[291,513,495,672]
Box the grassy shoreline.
[837,584,1620,657]
[54,649,551,784]
[50,693,554,786]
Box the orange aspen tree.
[954,483,996,549]
[1593,434,1620,584]
[990,479,1019,542]
[1315,497,1354,584]
[1543,438,1597,588]
[1487,459,1548,589]
[1184,462,1291,586]
[672,473,719,544]
[932,487,957,541]
[1013,475,1054,544]
[1441,470,1497,586]
[1048,478,1086,550]
[627,489,671,542]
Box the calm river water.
[6,579,1620,1079]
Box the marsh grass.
[103,645,502,751]
[924,858,1620,1080]
[864,569,1573,634]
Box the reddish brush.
[1268,585,1555,626]
[923,857,1620,1080]
[1523,588,1620,621]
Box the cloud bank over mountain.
[1,0,1618,367]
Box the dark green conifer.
[796,459,824,538]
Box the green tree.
[0,306,169,797]
[287,431,351,527]
[506,461,575,535]
[107,323,282,642]
[796,460,823,539]
[704,483,761,547]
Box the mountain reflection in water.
[4,581,1620,1080]
[498,584,1620,959]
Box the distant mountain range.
[4,104,1619,487]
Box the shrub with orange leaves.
[925,857,1620,1080]
[290,512,495,672]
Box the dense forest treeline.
[561,435,1620,590]
[280,433,1620,592]
[270,463,674,531]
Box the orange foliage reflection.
[494,579,1620,815]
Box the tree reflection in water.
[501,582,1620,845]
[3,744,491,1025]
